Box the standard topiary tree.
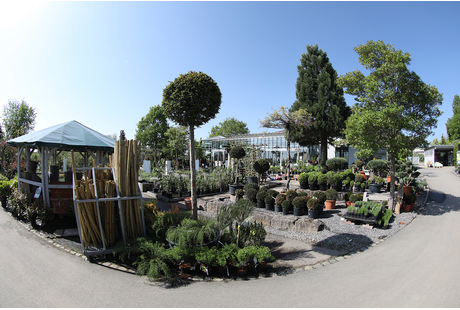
[253,158,270,183]
[229,145,246,184]
[162,71,222,220]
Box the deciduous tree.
[260,107,311,189]
[209,117,249,138]
[135,105,169,164]
[338,40,442,209]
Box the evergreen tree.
[291,44,351,166]
[446,95,460,141]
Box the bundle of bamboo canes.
[110,139,143,242]
[72,151,120,249]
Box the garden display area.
[125,157,425,281]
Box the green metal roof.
[7,120,115,152]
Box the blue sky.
[1,1,459,143]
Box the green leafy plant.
[133,240,177,280]
[244,182,259,193]
[256,190,268,202]
[344,191,353,202]
[166,218,217,247]
[317,173,328,185]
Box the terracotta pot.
[345,201,352,207]
[387,176,391,184]
[185,197,192,210]
[325,200,336,210]
[404,203,413,212]
[404,186,412,195]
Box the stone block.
[294,218,324,233]
[251,212,274,226]
[270,215,297,230]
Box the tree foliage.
[260,107,311,189]
[135,105,170,163]
[209,117,249,138]
[164,126,188,170]
[2,99,36,140]
[338,40,442,208]
[446,95,460,141]
[291,44,351,165]
[162,71,222,220]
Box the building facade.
[201,131,380,167]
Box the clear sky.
[1,1,459,144]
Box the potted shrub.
[298,172,309,189]
[317,173,328,191]
[344,191,353,206]
[274,194,286,213]
[245,188,257,203]
[0,179,13,208]
[403,193,416,212]
[256,190,268,208]
[166,219,218,248]
[235,188,244,200]
[368,176,385,193]
[324,188,338,210]
[281,199,291,215]
[332,173,343,192]
[264,195,275,211]
[307,198,320,219]
[308,172,318,190]
[292,196,306,216]
[349,193,364,205]
[285,189,297,203]
[229,145,246,195]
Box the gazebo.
[7,120,115,210]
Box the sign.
[34,187,42,199]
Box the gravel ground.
[265,209,417,254]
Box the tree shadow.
[417,190,460,217]
[314,233,374,255]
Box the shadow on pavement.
[417,191,460,217]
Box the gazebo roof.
[6,120,115,152]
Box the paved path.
[1,166,459,307]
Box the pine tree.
[291,45,350,166]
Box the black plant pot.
[229,184,244,195]
[293,208,302,216]
[319,184,327,191]
[275,205,282,212]
[299,182,308,189]
[282,208,289,215]
[308,209,319,219]
[368,183,383,193]
[247,176,258,184]
[332,185,342,192]
[309,184,317,191]
[266,204,274,211]
[257,200,265,208]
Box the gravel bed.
[264,209,417,254]
[198,204,418,255]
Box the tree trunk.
[286,130,291,190]
[389,154,396,211]
[320,134,328,166]
[189,126,197,220]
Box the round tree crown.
[162,71,222,127]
